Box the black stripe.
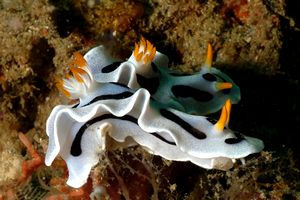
[224,132,245,144]
[202,73,217,82]
[148,132,176,145]
[109,82,130,88]
[71,114,175,156]
[160,109,207,140]
[72,103,79,108]
[101,62,123,73]
[206,117,217,124]
[212,73,226,82]
[82,91,134,107]
[136,74,160,94]
[171,85,213,102]
[151,62,158,72]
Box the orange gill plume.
[69,51,89,83]
[70,51,87,68]
[70,66,87,83]
[133,37,156,64]
[55,52,90,98]
[55,78,71,98]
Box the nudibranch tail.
[56,52,94,99]
[204,43,213,68]
[215,99,231,132]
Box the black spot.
[136,74,160,94]
[171,85,213,102]
[160,109,206,140]
[202,73,217,82]
[212,73,226,82]
[207,117,217,124]
[71,114,175,156]
[224,137,244,144]
[221,89,231,94]
[224,132,245,144]
[101,62,122,73]
[151,62,158,72]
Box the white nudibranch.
[46,38,264,189]
[82,38,240,115]
[45,85,264,188]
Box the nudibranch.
[46,52,264,188]
[151,43,240,115]
[78,38,240,115]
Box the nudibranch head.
[210,100,263,161]
[202,43,241,103]
[162,98,264,169]
[196,44,241,105]
[148,43,241,115]
[56,52,95,100]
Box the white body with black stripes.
[84,44,240,115]
[48,39,263,188]
[45,84,263,188]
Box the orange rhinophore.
[214,99,231,132]
[216,82,233,91]
[205,43,213,68]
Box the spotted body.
[48,38,263,189]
